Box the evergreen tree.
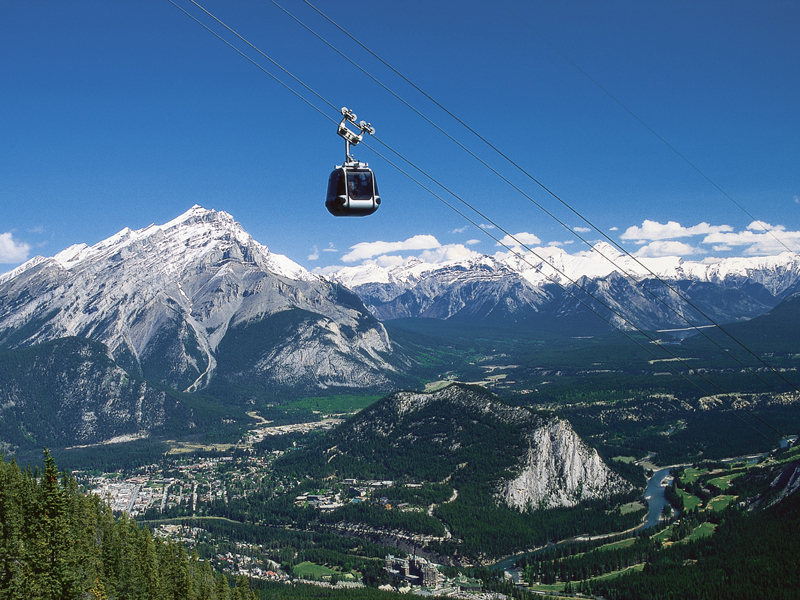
[0,452,256,600]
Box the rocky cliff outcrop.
[306,384,632,510]
[500,418,630,510]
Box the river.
[637,466,674,531]
[491,465,677,572]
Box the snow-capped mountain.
[0,206,397,395]
[329,244,800,332]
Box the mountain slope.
[682,290,800,354]
[0,206,398,396]
[0,337,205,452]
[330,244,800,332]
[280,383,631,510]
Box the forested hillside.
[0,452,257,600]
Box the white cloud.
[495,231,542,247]
[0,232,30,264]
[621,220,733,241]
[451,226,469,234]
[323,242,337,252]
[609,226,619,231]
[479,224,495,230]
[465,239,481,245]
[794,195,799,204]
[747,220,782,232]
[307,246,319,261]
[574,226,591,233]
[617,219,800,256]
[342,234,441,263]
[28,225,45,234]
[418,244,482,263]
[312,264,345,276]
[634,240,704,258]
[702,222,800,255]
[373,255,408,268]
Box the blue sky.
[1,0,799,275]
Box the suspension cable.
[495,0,800,257]
[166,0,789,446]
[293,0,800,403]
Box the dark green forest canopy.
[0,451,258,600]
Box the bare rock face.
[0,206,396,394]
[500,418,631,510]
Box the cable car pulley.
[326,107,381,216]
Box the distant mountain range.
[3,205,800,451]
[330,243,800,334]
[0,206,401,399]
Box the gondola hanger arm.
[338,106,374,162]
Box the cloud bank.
[0,233,30,264]
[622,219,800,257]
[322,218,800,275]
[342,234,442,262]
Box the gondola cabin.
[326,161,380,217]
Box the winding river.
[637,466,674,531]
[491,465,677,572]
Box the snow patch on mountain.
[329,241,800,295]
[0,206,394,393]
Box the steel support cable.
[296,0,800,402]
[305,0,798,260]
[169,0,338,119]
[168,0,786,446]
[491,0,800,404]
[364,134,786,446]
[495,0,799,258]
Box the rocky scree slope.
[0,206,397,395]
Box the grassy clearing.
[165,441,235,454]
[620,501,647,515]
[687,522,716,541]
[596,538,637,552]
[707,495,736,512]
[676,488,703,511]
[590,563,645,581]
[284,395,382,415]
[527,581,571,594]
[292,561,357,581]
[653,524,675,543]
[612,456,638,464]
[681,467,704,484]
[707,472,742,490]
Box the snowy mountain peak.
[13,205,311,284]
[0,206,395,394]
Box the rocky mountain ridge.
[306,384,631,510]
[0,337,199,452]
[330,244,800,331]
[0,206,397,395]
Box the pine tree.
[26,450,75,598]
[137,526,161,600]
[88,576,108,600]
[0,457,26,600]
[215,572,230,600]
